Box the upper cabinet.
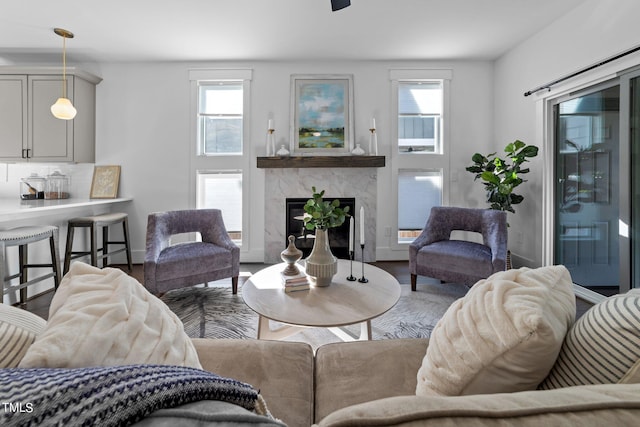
[0,67,102,163]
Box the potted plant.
[465,140,539,214]
[302,187,350,287]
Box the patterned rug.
[161,281,469,348]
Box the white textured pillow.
[19,262,201,369]
[416,265,576,396]
[539,289,640,389]
[0,304,46,368]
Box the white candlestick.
[359,206,365,246]
[349,216,354,252]
[370,118,376,129]
[268,119,273,130]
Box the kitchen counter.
[0,197,133,223]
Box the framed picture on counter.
[90,165,121,199]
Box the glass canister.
[45,171,70,199]
[20,173,46,200]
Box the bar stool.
[1,225,62,304]
[63,213,133,274]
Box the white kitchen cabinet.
[0,68,101,162]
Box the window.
[197,82,243,155]
[390,69,450,251]
[398,81,443,154]
[189,69,251,252]
[398,170,442,243]
[196,171,243,244]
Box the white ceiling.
[0,0,587,64]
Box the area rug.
[161,281,469,349]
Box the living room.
[1,1,640,426]
[1,0,638,281]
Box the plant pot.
[304,228,337,287]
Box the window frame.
[188,69,252,252]
[389,69,451,251]
[397,80,444,154]
[197,81,245,156]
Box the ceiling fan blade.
[331,0,351,11]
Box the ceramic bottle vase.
[304,228,337,287]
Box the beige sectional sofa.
[194,338,640,427]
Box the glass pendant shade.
[50,97,77,120]
[51,28,76,120]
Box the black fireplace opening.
[285,197,355,259]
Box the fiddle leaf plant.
[303,187,350,230]
[465,140,539,214]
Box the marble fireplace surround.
[264,167,378,264]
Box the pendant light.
[50,28,77,120]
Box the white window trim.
[188,69,253,255]
[389,69,451,253]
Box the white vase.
[304,228,337,287]
[351,144,365,156]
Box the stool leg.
[50,231,62,289]
[90,223,98,267]
[102,225,109,268]
[123,218,133,272]
[19,244,27,304]
[64,225,75,274]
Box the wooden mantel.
[257,155,385,168]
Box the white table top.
[0,197,132,223]
[242,260,401,328]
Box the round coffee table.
[242,260,401,341]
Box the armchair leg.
[232,276,238,294]
[411,274,417,291]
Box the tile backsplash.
[0,163,95,199]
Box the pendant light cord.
[62,35,67,98]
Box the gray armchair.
[409,206,508,290]
[144,209,240,295]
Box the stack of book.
[281,271,310,293]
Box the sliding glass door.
[631,76,640,288]
[554,84,620,295]
[552,69,640,294]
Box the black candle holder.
[347,250,357,281]
[358,243,368,283]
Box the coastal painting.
[290,75,354,155]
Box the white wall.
[94,60,494,263]
[494,0,640,267]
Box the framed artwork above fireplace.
[289,74,354,155]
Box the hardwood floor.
[17,261,595,320]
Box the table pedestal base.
[256,315,372,342]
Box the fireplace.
[286,197,355,259]
[264,168,377,263]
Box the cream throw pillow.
[19,262,201,369]
[0,304,46,368]
[416,265,575,396]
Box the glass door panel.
[554,85,620,294]
[631,76,640,288]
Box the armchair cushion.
[416,240,494,279]
[539,289,640,389]
[19,262,201,369]
[155,242,234,282]
[416,265,575,396]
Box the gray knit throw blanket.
[0,364,262,426]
